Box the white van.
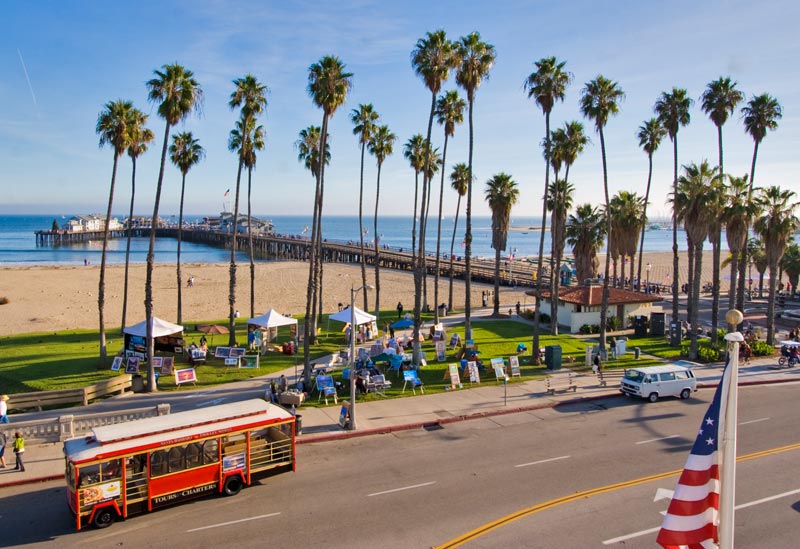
[619,365,697,402]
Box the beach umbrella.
[390,318,414,329]
[197,324,229,345]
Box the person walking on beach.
[0,430,7,468]
[13,431,24,471]
[0,394,9,423]
[397,302,403,319]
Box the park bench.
[545,373,577,395]
[596,369,625,387]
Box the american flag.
[657,357,731,548]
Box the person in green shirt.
[13,431,24,472]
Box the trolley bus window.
[203,439,219,464]
[150,450,168,477]
[78,464,102,486]
[185,443,202,468]
[168,447,185,472]
[103,459,122,480]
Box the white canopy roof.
[123,317,184,338]
[329,306,377,326]
[247,309,298,329]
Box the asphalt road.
[3,383,798,548]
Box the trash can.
[634,347,641,359]
[670,322,682,346]
[634,315,648,336]
[544,345,562,370]
[294,414,303,436]
[132,374,145,393]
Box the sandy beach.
[0,250,746,336]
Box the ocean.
[0,214,691,266]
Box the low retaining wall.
[7,375,133,412]
[6,403,171,444]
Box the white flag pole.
[720,309,744,549]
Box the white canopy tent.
[329,306,377,326]
[123,317,184,338]
[247,309,298,329]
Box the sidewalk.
[3,350,798,488]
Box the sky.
[2,0,799,221]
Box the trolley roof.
[64,399,293,463]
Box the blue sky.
[2,0,798,220]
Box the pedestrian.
[397,301,404,319]
[234,309,240,319]
[592,352,603,373]
[13,431,24,472]
[515,301,521,316]
[0,430,6,468]
[0,394,9,423]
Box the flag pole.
[720,309,744,549]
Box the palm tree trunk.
[689,241,703,359]
[433,134,450,324]
[728,252,739,312]
[177,172,186,324]
[687,235,694,324]
[302,113,328,382]
[145,121,172,393]
[464,98,475,341]
[358,142,369,311]
[637,153,653,293]
[493,247,501,315]
[121,156,137,332]
[766,260,778,344]
[599,128,612,353]
[412,170,419,265]
[229,157,244,346]
[710,125,724,341]
[374,163,383,320]
[98,152,119,363]
[248,167,255,319]
[532,111,551,361]
[414,92,437,363]
[448,194,462,312]
[737,141,760,314]
[671,137,680,330]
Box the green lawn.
[0,314,669,406]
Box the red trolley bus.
[63,399,296,530]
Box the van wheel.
[680,389,691,400]
[93,507,116,529]
[223,475,243,496]
[648,392,659,403]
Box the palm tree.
[524,56,572,359]
[654,88,693,327]
[485,173,519,315]
[302,56,353,383]
[121,109,154,332]
[96,99,134,363]
[433,90,466,323]
[738,93,783,312]
[403,134,427,265]
[566,204,606,284]
[580,75,624,352]
[780,243,800,296]
[723,174,759,311]
[549,121,586,333]
[635,118,666,292]
[367,124,396,321]
[350,104,379,310]
[754,186,799,344]
[454,31,496,341]
[546,178,575,332]
[674,161,718,358]
[411,30,458,357]
[228,74,268,344]
[168,131,204,325]
[701,77,743,336]
[448,162,470,311]
[145,64,202,391]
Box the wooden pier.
[35,229,135,245]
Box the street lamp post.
[349,283,374,430]
[646,262,651,294]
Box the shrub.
[697,344,722,362]
[579,324,600,334]
[606,316,622,331]
[750,340,773,356]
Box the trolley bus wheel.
[93,507,116,529]
[223,475,243,496]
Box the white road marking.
[603,488,800,544]
[368,481,436,497]
[514,455,571,468]
[636,435,680,445]
[197,398,226,407]
[739,417,770,425]
[186,512,280,532]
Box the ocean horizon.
[0,213,692,266]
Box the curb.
[0,473,63,489]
